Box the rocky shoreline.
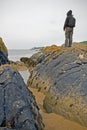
[1,36,87,129]
[21,43,87,127]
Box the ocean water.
[19,70,30,84]
[8,48,40,83]
[8,49,39,61]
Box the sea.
[8,48,40,61]
[8,48,40,83]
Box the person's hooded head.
[67,10,72,16]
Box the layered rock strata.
[22,44,87,127]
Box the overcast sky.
[0,0,87,49]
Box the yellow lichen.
[0,37,8,54]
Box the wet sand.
[30,88,87,130]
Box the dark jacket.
[63,14,76,30]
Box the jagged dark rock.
[0,66,44,130]
[25,44,87,127]
[0,51,9,65]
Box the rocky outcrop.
[0,65,44,130]
[0,38,9,65]
[20,51,45,72]
[0,38,8,57]
[24,43,87,127]
[0,52,9,66]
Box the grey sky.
[0,0,87,49]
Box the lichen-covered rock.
[0,38,9,65]
[26,43,87,127]
[0,65,43,130]
[0,37,8,57]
